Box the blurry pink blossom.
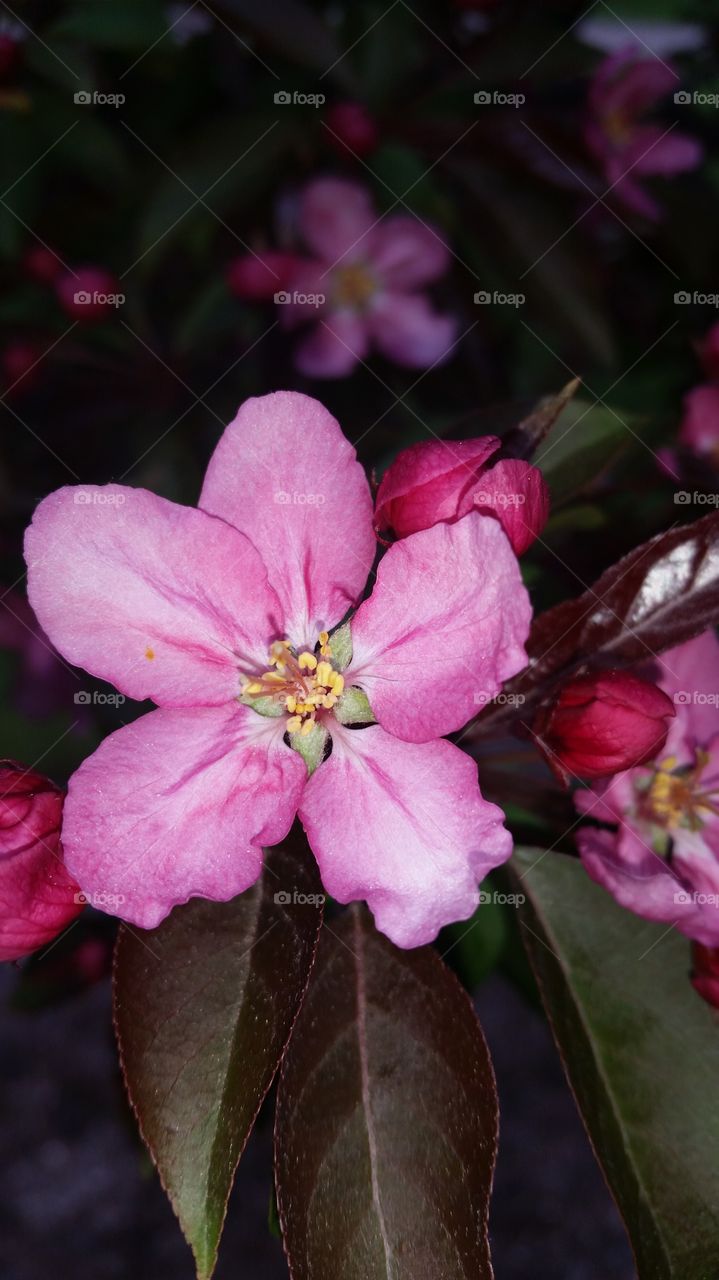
[324,102,379,157]
[23,244,62,285]
[226,250,301,301]
[281,177,458,378]
[585,47,702,219]
[0,762,82,962]
[576,631,719,945]
[56,265,121,322]
[374,436,549,554]
[678,384,719,462]
[24,391,531,948]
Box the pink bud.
[679,384,719,460]
[56,266,120,322]
[325,102,379,157]
[691,942,719,1010]
[374,436,549,552]
[539,671,675,780]
[23,244,63,285]
[0,762,82,961]
[462,458,550,555]
[226,251,300,301]
[1,340,41,393]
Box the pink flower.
[678,384,719,462]
[537,670,675,780]
[281,177,458,378]
[0,762,82,961]
[585,47,702,219]
[576,631,719,945]
[56,266,120,322]
[24,392,531,948]
[374,436,549,554]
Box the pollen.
[645,751,719,831]
[241,634,346,735]
[145,647,155,660]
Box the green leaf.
[535,397,636,504]
[113,835,323,1280]
[513,848,719,1280]
[275,905,497,1279]
[49,0,169,50]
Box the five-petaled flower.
[25,392,531,947]
[576,631,719,945]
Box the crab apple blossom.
[24,391,531,948]
[678,385,719,464]
[538,670,675,780]
[281,177,458,378]
[576,631,719,945]
[0,762,82,961]
[585,47,702,219]
[374,436,549,554]
[324,102,379,157]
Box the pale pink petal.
[293,312,370,378]
[200,392,375,647]
[25,487,281,706]
[590,49,676,121]
[461,459,550,554]
[369,293,458,369]
[299,723,511,948]
[374,436,500,537]
[624,125,702,176]
[655,632,719,750]
[575,769,637,825]
[298,177,377,264]
[367,216,451,290]
[349,512,531,743]
[62,705,306,929]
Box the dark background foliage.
[0,0,716,1275]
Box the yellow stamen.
[300,717,315,736]
[285,695,297,713]
[298,652,317,671]
[315,660,333,687]
[286,715,302,734]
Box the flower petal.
[367,215,451,290]
[293,313,369,378]
[461,458,550,554]
[369,293,458,369]
[349,512,531,743]
[298,177,377,264]
[200,392,375,646]
[25,486,281,706]
[61,704,307,929]
[299,723,511,948]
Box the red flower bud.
[1,340,41,393]
[0,762,82,961]
[374,436,549,553]
[325,102,379,157]
[56,266,120,321]
[226,251,300,301]
[539,671,675,780]
[23,244,63,285]
[691,942,719,1011]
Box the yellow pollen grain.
[286,715,302,733]
[298,652,317,671]
[300,717,315,736]
[330,672,344,696]
[244,681,263,695]
[285,695,297,713]
[145,647,155,660]
[315,661,333,687]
